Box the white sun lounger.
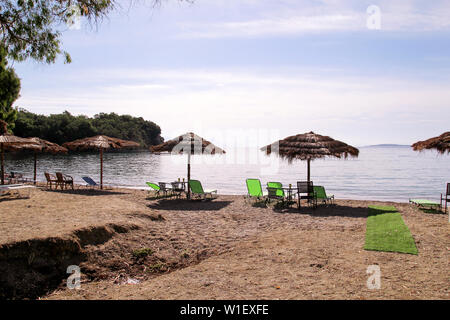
[0,184,35,199]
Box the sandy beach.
[0,186,448,300]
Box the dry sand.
[0,186,448,299]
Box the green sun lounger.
[266,181,286,204]
[409,199,441,210]
[246,178,267,201]
[146,182,161,197]
[314,186,334,205]
[188,179,217,200]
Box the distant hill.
[14,109,164,147]
[360,144,410,148]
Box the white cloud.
[178,14,361,38]
[174,0,450,38]
[15,67,450,145]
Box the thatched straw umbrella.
[62,135,140,189]
[150,132,226,199]
[0,120,41,185]
[261,131,359,182]
[412,132,450,154]
[5,138,68,184]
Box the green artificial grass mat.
[365,206,418,255]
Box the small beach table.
[409,199,441,211]
[282,187,298,203]
[171,181,187,198]
[265,186,298,207]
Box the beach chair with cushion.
[44,172,59,190]
[245,178,267,202]
[188,179,217,200]
[314,186,335,205]
[0,184,34,199]
[297,181,317,209]
[56,172,74,190]
[146,182,161,197]
[441,183,450,213]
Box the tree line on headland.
[14,109,164,148]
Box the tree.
[14,109,163,146]
[0,0,115,64]
[0,0,186,64]
[0,44,20,131]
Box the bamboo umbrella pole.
[187,152,191,200]
[34,152,37,185]
[307,158,311,183]
[1,143,4,185]
[100,147,104,190]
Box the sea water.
[4,146,449,203]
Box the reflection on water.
[3,146,449,202]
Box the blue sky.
[12,0,450,146]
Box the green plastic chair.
[188,180,217,200]
[314,186,334,205]
[246,179,267,201]
[146,182,161,197]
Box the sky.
[12,0,450,146]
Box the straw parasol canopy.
[5,138,67,154]
[150,132,225,155]
[62,135,141,189]
[0,120,41,185]
[261,131,359,182]
[150,132,226,198]
[4,137,68,184]
[411,132,450,154]
[62,135,140,152]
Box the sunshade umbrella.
[0,120,41,185]
[62,135,140,189]
[261,131,359,182]
[150,132,226,199]
[5,138,68,184]
[412,132,450,154]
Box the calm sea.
[4,146,449,203]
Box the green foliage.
[0,0,116,64]
[0,1,185,64]
[13,109,162,147]
[92,113,162,146]
[0,45,20,131]
[365,206,418,255]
